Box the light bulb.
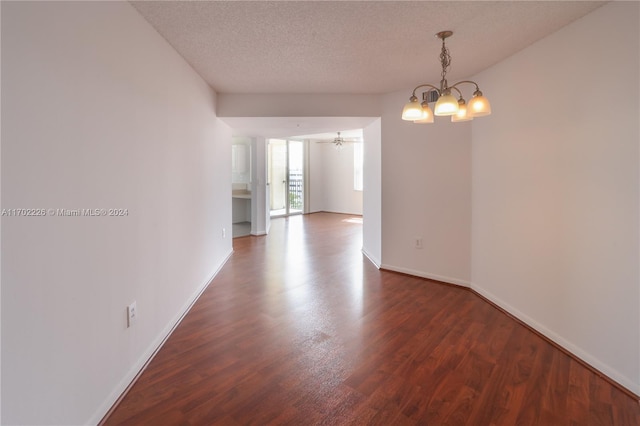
[434,92,459,116]
[402,97,424,121]
[451,98,473,122]
[414,102,434,123]
[468,90,491,117]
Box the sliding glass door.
[268,139,304,217]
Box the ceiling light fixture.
[401,31,491,123]
[315,131,361,151]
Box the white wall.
[1,2,232,424]
[380,90,472,285]
[362,119,382,266]
[471,2,639,395]
[251,137,269,235]
[309,139,327,213]
[309,140,363,215]
[217,94,381,118]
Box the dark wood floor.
[103,212,639,425]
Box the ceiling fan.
[315,132,361,149]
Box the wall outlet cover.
[127,301,137,327]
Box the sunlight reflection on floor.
[342,217,363,224]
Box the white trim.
[471,282,640,397]
[251,231,268,236]
[89,248,234,425]
[361,248,380,269]
[380,264,471,288]
[315,209,363,216]
[303,139,311,214]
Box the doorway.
[268,139,304,217]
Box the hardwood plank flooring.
[102,212,640,425]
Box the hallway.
[103,213,639,425]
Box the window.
[354,142,363,191]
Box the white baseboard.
[361,248,381,268]
[89,248,234,425]
[471,283,640,397]
[380,263,471,288]
[313,210,363,216]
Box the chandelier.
[401,31,491,123]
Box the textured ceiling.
[131,1,605,95]
[131,1,605,138]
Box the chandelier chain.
[439,38,451,82]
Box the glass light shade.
[414,103,434,123]
[468,94,491,117]
[402,99,424,121]
[451,102,472,122]
[434,93,459,116]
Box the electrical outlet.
[415,237,423,249]
[127,301,137,327]
[222,227,226,238]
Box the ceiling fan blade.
[316,139,361,144]
[315,131,362,144]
